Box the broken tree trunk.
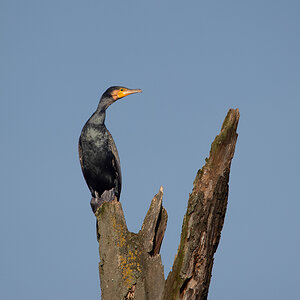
[95,108,239,300]
[96,187,167,300]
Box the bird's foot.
[90,197,103,214]
[90,189,116,214]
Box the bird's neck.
[90,109,106,125]
[90,95,114,125]
[98,96,114,112]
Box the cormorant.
[79,86,142,213]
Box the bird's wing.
[107,129,122,195]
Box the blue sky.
[1,1,300,299]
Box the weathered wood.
[163,108,240,300]
[94,108,239,300]
[96,187,167,300]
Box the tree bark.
[96,187,167,300]
[95,108,239,300]
[163,108,239,300]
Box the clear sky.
[1,1,300,299]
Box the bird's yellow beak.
[117,88,142,99]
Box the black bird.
[79,86,142,213]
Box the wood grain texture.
[96,187,167,300]
[94,109,239,300]
[163,108,239,300]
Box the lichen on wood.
[96,187,167,300]
[163,108,239,300]
[94,108,239,300]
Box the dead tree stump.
[95,108,240,300]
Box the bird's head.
[110,86,142,100]
[99,86,142,111]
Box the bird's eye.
[120,89,123,91]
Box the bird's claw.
[90,189,116,214]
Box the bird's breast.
[86,127,108,149]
